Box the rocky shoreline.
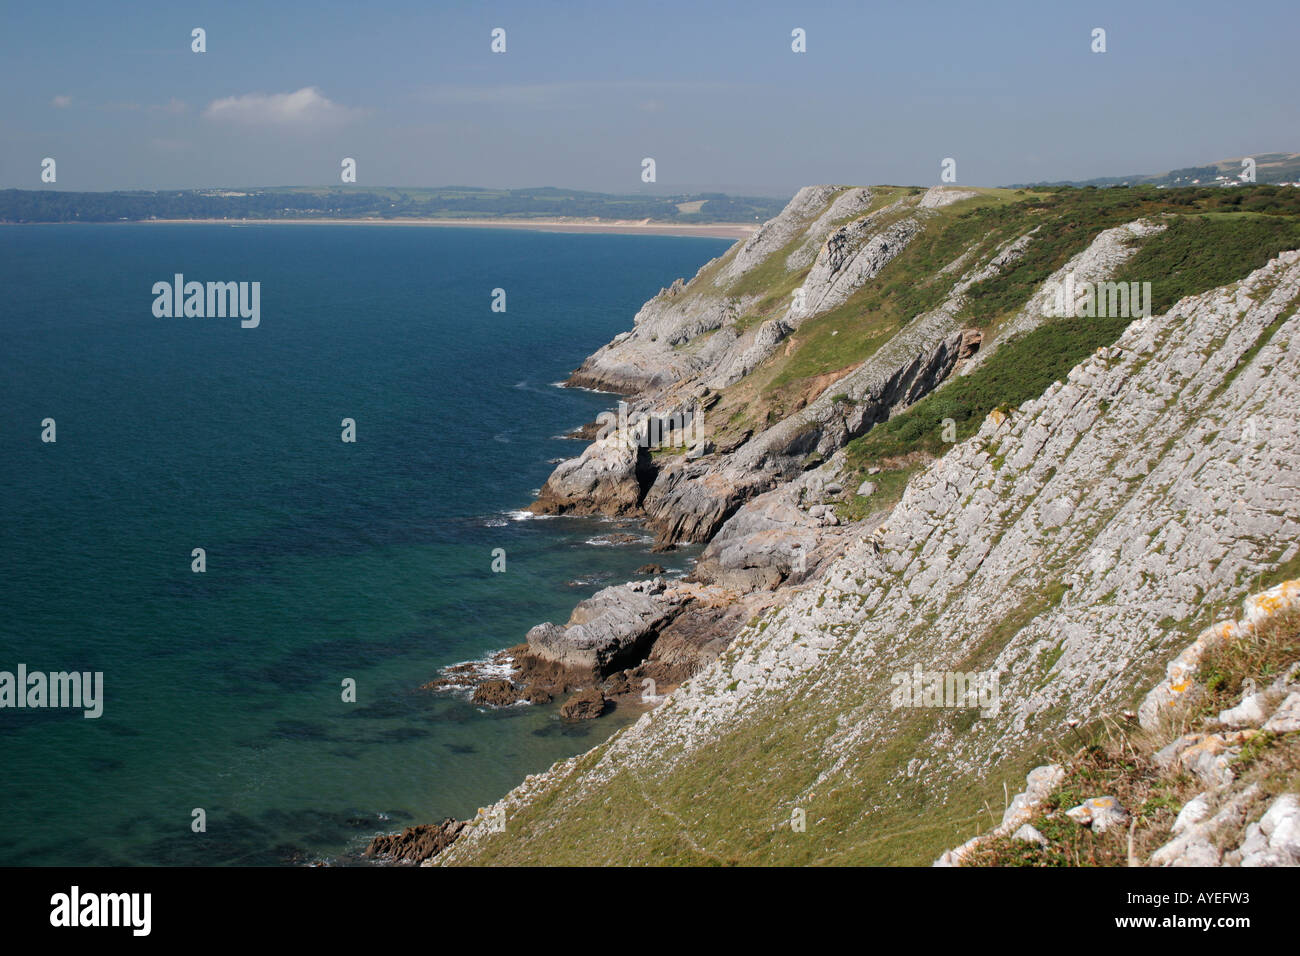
[367,186,954,862]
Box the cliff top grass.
[702,184,1300,463]
[721,186,1300,421]
[826,197,1300,481]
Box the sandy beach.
[132,217,760,239]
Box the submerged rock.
[559,688,607,721]
[472,680,520,707]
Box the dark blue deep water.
[0,223,728,865]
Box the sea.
[0,222,729,865]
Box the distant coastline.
[117,217,759,239]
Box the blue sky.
[2,0,1296,195]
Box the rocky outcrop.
[538,187,1048,550]
[719,185,843,284]
[525,580,684,678]
[633,323,975,548]
[365,818,465,865]
[919,186,978,209]
[565,186,857,395]
[798,216,921,318]
[935,577,1300,867]
[691,463,867,592]
[1140,579,1300,731]
[786,187,875,270]
[934,764,1064,866]
[1237,794,1300,866]
[531,430,650,517]
[471,679,519,707]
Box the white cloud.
[52,95,72,108]
[202,87,360,127]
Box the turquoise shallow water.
[0,223,726,865]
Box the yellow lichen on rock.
[1139,580,1300,731]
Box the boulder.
[559,688,607,720]
[1065,796,1129,834]
[1012,824,1048,846]
[1216,693,1268,728]
[531,431,650,517]
[1238,794,1300,866]
[525,583,684,678]
[1263,692,1300,733]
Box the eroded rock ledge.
[428,576,788,721]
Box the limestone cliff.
[439,247,1300,866]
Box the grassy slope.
[831,189,1300,505]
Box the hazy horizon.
[4,0,1298,195]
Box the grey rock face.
[525,583,685,677]
[719,185,843,284]
[786,187,876,270]
[798,216,922,318]
[532,431,648,516]
[635,324,977,549]
[691,466,864,591]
